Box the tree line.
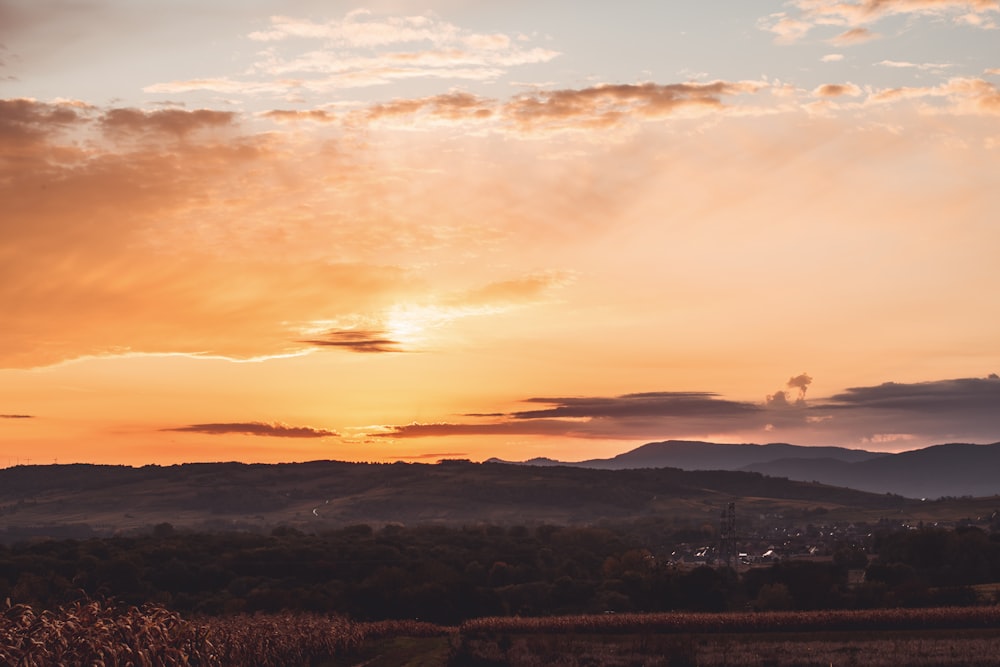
[1,522,998,623]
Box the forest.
[3,521,999,623]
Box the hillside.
[744,442,1000,499]
[493,440,1000,498]
[488,440,884,471]
[0,459,910,540]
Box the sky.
[2,0,1000,467]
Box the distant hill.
[0,459,911,541]
[744,442,1000,499]
[488,440,884,470]
[591,440,885,470]
[492,440,1000,499]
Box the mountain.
[583,440,886,470]
[494,439,1000,499]
[744,442,1000,499]
[0,459,911,540]
[489,440,885,471]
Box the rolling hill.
[0,459,910,541]
[492,440,1000,499]
[744,442,1000,499]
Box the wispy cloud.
[165,421,340,438]
[147,10,559,97]
[761,0,999,44]
[878,59,954,71]
[830,27,879,44]
[262,109,338,123]
[1,414,34,419]
[0,98,413,368]
[394,452,469,460]
[2,65,996,371]
[868,76,1000,113]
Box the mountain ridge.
[489,440,1000,498]
[0,458,914,540]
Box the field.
[5,602,1000,666]
[453,629,1000,666]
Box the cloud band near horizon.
[165,422,340,438]
[375,375,1000,447]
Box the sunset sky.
[2,0,1000,467]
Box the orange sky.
[2,2,1000,466]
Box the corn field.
[7,601,1000,666]
[0,600,445,667]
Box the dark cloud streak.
[165,421,339,438]
[379,376,1000,446]
[512,391,761,420]
[300,329,403,353]
[824,376,1000,412]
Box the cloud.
[878,59,953,71]
[510,392,760,420]
[377,419,596,439]
[0,98,417,369]
[3,63,997,371]
[831,27,879,44]
[825,375,1000,411]
[1,414,34,419]
[366,91,495,123]
[766,390,793,408]
[503,81,763,133]
[262,109,337,123]
[351,82,766,134]
[787,373,813,400]
[376,375,1000,447]
[100,108,235,138]
[299,329,403,353]
[147,11,559,97]
[813,83,862,97]
[760,15,815,43]
[810,375,1000,444]
[763,0,999,43]
[869,77,1000,113]
[248,11,452,46]
[821,53,845,62]
[0,98,85,151]
[395,452,469,460]
[165,421,340,438]
[377,392,765,440]
[766,373,813,407]
[453,272,571,308]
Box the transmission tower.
[719,501,736,568]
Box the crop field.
[4,601,1000,666]
[455,608,1000,666]
[0,600,445,666]
[453,629,1000,666]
